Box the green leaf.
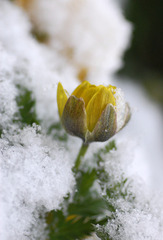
[96,226,111,240]
[46,168,107,240]
[92,141,135,239]
[46,210,95,240]
[0,127,2,138]
[76,169,97,197]
[96,140,117,158]
[47,122,68,142]
[45,140,133,240]
[15,85,40,126]
[68,196,106,218]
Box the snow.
[105,196,163,240]
[114,87,127,132]
[100,80,163,240]
[113,79,163,188]
[27,0,131,82]
[0,2,75,239]
[0,126,74,240]
[0,46,18,128]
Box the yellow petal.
[86,87,116,132]
[71,81,90,98]
[80,85,101,107]
[57,82,68,118]
[85,104,117,143]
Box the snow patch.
[0,126,74,240]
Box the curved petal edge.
[85,104,117,143]
[62,96,87,140]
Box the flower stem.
[73,142,89,172]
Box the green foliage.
[95,227,111,240]
[93,142,134,240]
[48,122,68,142]
[12,86,132,240]
[95,141,117,190]
[45,140,132,240]
[14,85,69,142]
[47,210,95,240]
[94,141,129,200]
[0,127,2,138]
[69,169,106,219]
[1,85,41,137]
[15,85,40,126]
[46,167,107,240]
[76,169,97,197]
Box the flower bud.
[57,81,130,143]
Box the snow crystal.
[114,87,127,132]
[0,126,74,240]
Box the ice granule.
[0,126,74,240]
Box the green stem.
[73,142,89,172]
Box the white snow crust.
[0,126,74,240]
[101,140,163,240]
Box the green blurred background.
[118,0,163,106]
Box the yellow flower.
[57,81,130,143]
